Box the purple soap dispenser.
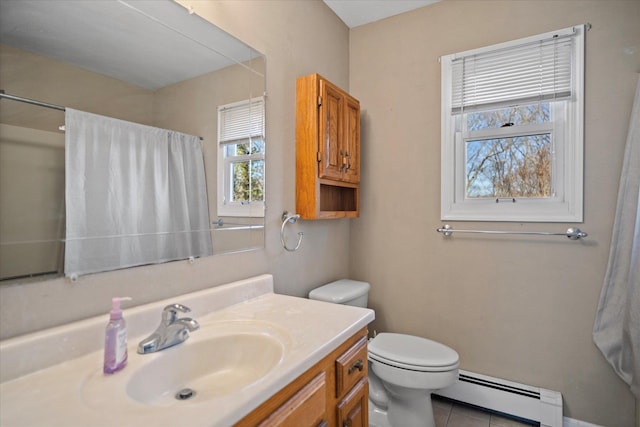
[103,297,132,374]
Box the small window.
[217,97,265,217]
[441,25,585,222]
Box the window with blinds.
[217,97,265,217]
[440,25,585,222]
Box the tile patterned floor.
[432,396,537,427]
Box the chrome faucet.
[137,303,200,354]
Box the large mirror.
[0,0,266,283]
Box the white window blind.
[218,97,264,144]
[451,27,577,113]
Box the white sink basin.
[127,332,283,405]
[81,320,290,409]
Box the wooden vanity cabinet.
[296,73,361,219]
[236,327,369,427]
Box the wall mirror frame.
[0,0,266,284]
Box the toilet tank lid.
[308,279,370,303]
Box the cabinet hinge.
[317,95,322,107]
[317,152,322,162]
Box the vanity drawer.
[335,336,367,397]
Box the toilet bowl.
[309,280,460,427]
[368,332,459,427]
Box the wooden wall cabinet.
[237,328,369,427]
[296,73,361,219]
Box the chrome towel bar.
[436,224,588,240]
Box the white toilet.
[309,279,459,427]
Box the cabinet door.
[336,378,368,427]
[342,95,360,183]
[258,372,327,427]
[319,78,345,181]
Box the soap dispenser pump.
[103,297,132,374]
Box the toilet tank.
[308,279,370,307]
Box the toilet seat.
[369,333,459,372]
[369,352,458,372]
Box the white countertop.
[0,274,374,427]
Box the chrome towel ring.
[281,211,303,252]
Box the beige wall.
[0,0,351,339]
[349,0,639,426]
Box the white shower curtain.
[64,108,212,277]
[593,75,640,399]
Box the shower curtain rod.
[436,224,588,240]
[0,90,66,111]
[0,90,204,140]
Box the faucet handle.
[162,303,191,324]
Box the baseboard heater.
[434,369,563,427]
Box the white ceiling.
[323,0,440,28]
[0,0,261,90]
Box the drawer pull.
[348,359,364,374]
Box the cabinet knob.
[348,359,364,374]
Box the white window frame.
[441,25,585,222]
[217,97,265,218]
